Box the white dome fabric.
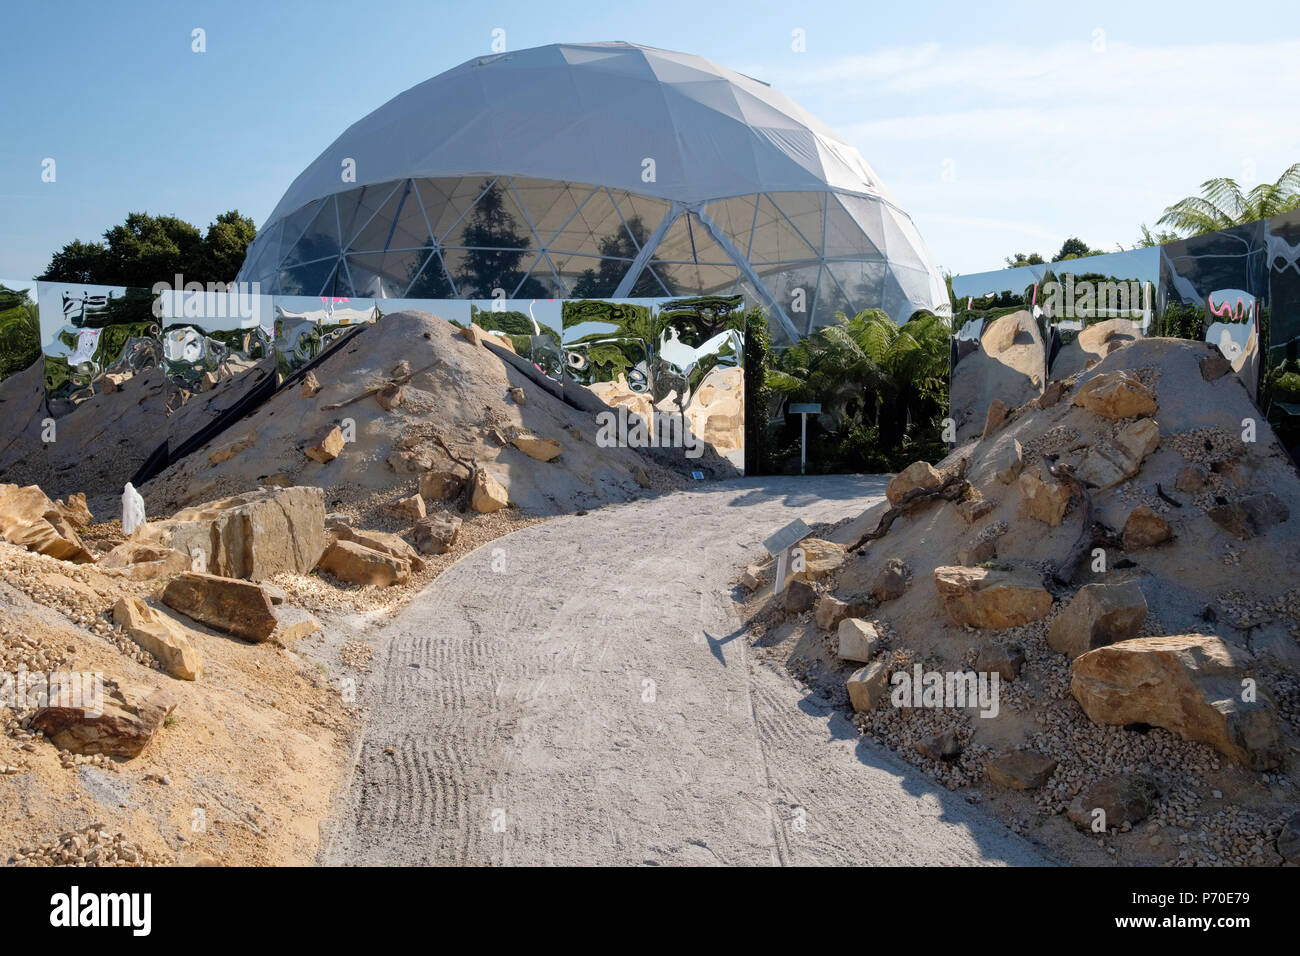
[237,41,948,342]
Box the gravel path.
[323,476,1049,866]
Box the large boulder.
[55,493,94,527]
[1070,634,1284,770]
[1207,492,1289,541]
[329,521,426,572]
[0,483,94,563]
[1075,418,1160,488]
[814,595,866,631]
[31,681,177,758]
[304,424,344,463]
[419,468,468,502]
[870,558,910,602]
[1018,468,1070,526]
[838,619,882,663]
[160,572,279,643]
[1121,505,1172,550]
[1067,773,1159,831]
[113,597,203,680]
[133,486,326,582]
[470,469,510,513]
[792,538,845,582]
[1071,370,1157,419]
[413,514,462,555]
[986,750,1057,790]
[317,539,411,587]
[1047,581,1147,659]
[846,661,891,712]
[887,461,942,505]
[99,541,192,580]
[993,439,1024,485]
[511,435,563,462]
[934,565,1052,628]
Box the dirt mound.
[741,336,1300,865]
[141,311,721,519]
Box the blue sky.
[2,0,1298,281]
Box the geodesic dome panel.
[237,41,948,342]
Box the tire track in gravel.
[323,476,1049,866]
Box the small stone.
[987,750,1058,790]
[837,619,881,663]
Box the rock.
[815,594,866,631]
[511,435,562,462]
[1067,773,1159,830]
[913,729,962,762]
[975,643,1025,680]
[1277,812,1300,864]
[0,483,95,563]
[263,473,291,488]
[375,383,404,410]
[391,494,426,522]
[387,448,434,474]
[329,521,427,572]
[986,750,1058,790]
[1121,505,1171,550]
[1200,355,1232,381]
[993,439,1023,484]
[887,461,943,505]
[55,493,94,527]
[846,661,891,712]
[1075,418,1160,488]
[470,468,510,513]
[133,486,327,581]
[262,584,288,605]
[271,606,322,643]
[300,371,321,397]
[1048,582,1147,659]
[1037,380,1066,409]
[31,682,178,758]
[209,433,255,464]
[933,565,1052,628]
[781,579,815,613]
[1071,370,1157,419]
[838,619,882,663]
[1071,634,1284,769]
[318,539,411,587]
[957,537,996,566]
[99,542,192,580]
[632,467,653,489]
[1207,492,1289,540]
[418,468,467,501]
[792,538,845,582]
[1174,464,1208,494]
[1018,468,1070,526]
[741,563,766,591]
[508,386,526,405]
[112,597,203,680]
[413,514,462,555]
[304,425,344,463]
[161,572,280,643]
[870,558,910,602]
[956,496,996,525]
[981,399,1009,439]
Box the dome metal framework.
[237,42,949,343]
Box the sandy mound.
[141,310,722,520]
[0,541,353,866]
[950,311,1046,441]
[741,337,1300,865]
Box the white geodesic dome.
[237,41,949,343]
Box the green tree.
[570,216,670,298]
[39,210,258,286]
[1055,236,1105,260]
[1005,252,1045,267]
[1157,162,1300,236]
